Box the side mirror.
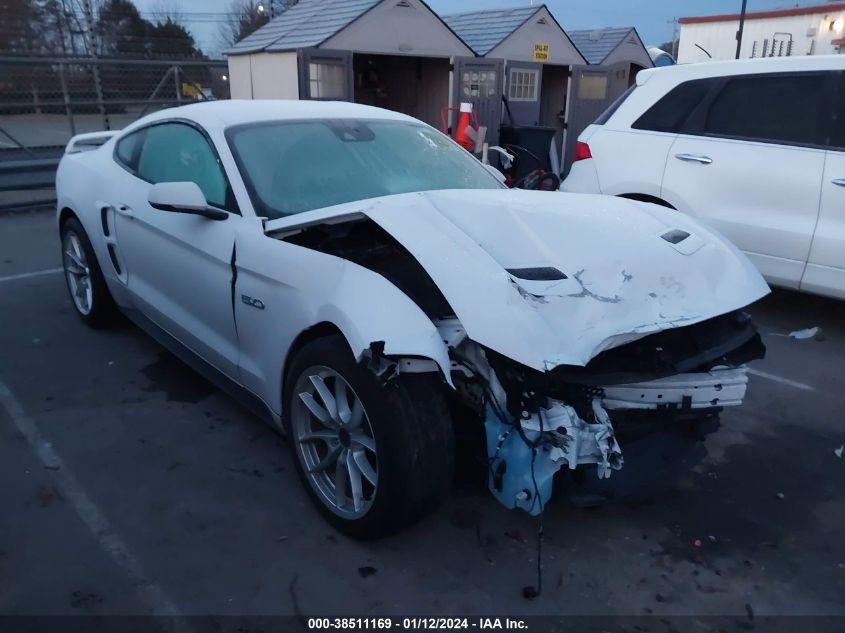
[483,163,507,185]
[147,182,228,220]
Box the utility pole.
[735,0,748,59]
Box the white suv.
[561,55,845,300]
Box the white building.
[678,2,845,63]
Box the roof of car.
[637,54,845,85]
[127,100,417,132]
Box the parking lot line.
[0,267,63,283]
[0,378,188,620]
[747,367,817,392]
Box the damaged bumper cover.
[483,367,751,515]
[451,314,764,516]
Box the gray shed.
[443,5,585,130]
[568,27,654,80]
[226,0,474,128]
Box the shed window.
[578,73,608,100]
[462,69,498,98]
[309,62,346,99]
[509,69,539,101]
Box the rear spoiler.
[64,131,120,154]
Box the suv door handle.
[832,179,845,188]
[116,204,134,219]
[675,153,713,165]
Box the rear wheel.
[285,336,454,539]
[60,217,118,328]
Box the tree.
[149,19,203,58]
[96,0,150,57]
[0,0,46,54]
[218,0,269,49]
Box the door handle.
[675,153,713,165]
[832,179,845,188]
[116,204,134,219]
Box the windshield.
[226,119,503,218]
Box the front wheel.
[60,217,119,328]
[284,336,454,539]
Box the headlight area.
[443,312,766,516]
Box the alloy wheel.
[291,366,378,519]
[62,230,93,315]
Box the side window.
[632,79,712,133]
[114,130,144,171]
[136,123,230,210]
[704,73,827,146]
[828,72,845,150]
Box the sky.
[134,0,827,57]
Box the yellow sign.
[533,42,550,62]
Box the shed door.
[452,57,504,147]
[504,62,543,127]
[562,62,630,175]
[298,48,354,101]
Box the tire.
[60,217,119,328]
[284,336,455,539]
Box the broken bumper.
[485,367,750,516]
[601,366,749,411]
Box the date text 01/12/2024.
[307,618,529,630]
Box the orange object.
[440,102,479,151]
[453,102,476,151]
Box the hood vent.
[507,267,568,281]
[661,229,691,245]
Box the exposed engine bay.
[439,315,763,514]
[273,193,768,515]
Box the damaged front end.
[443,310,764,515]
[267,192,768,516]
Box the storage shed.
[443,5,585,129]
[226,0,474,128]
[568,27,653,81]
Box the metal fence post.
[58,62,77,137]
[174,65,182,104]
[82,0,110,131]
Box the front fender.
[234,232,452,415]
[314,263,452,381]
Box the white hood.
[268,190,770,371]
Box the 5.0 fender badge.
[241,294,265,310]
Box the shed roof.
[226,0,380,55]
[442,6,540,55]
[568,27,637,64]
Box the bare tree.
[218,0,269,49]
[149,0,184,26]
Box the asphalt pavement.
[1,208,843,622]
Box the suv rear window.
[704,73,827,146]
[632,79,713,133]
[594,85,635,125]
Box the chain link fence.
[0,56,230,161]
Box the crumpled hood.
[268,189,770,370]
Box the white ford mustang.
[56,100,769,538]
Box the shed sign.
[533,42,550,62]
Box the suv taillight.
[573,141,592,162]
